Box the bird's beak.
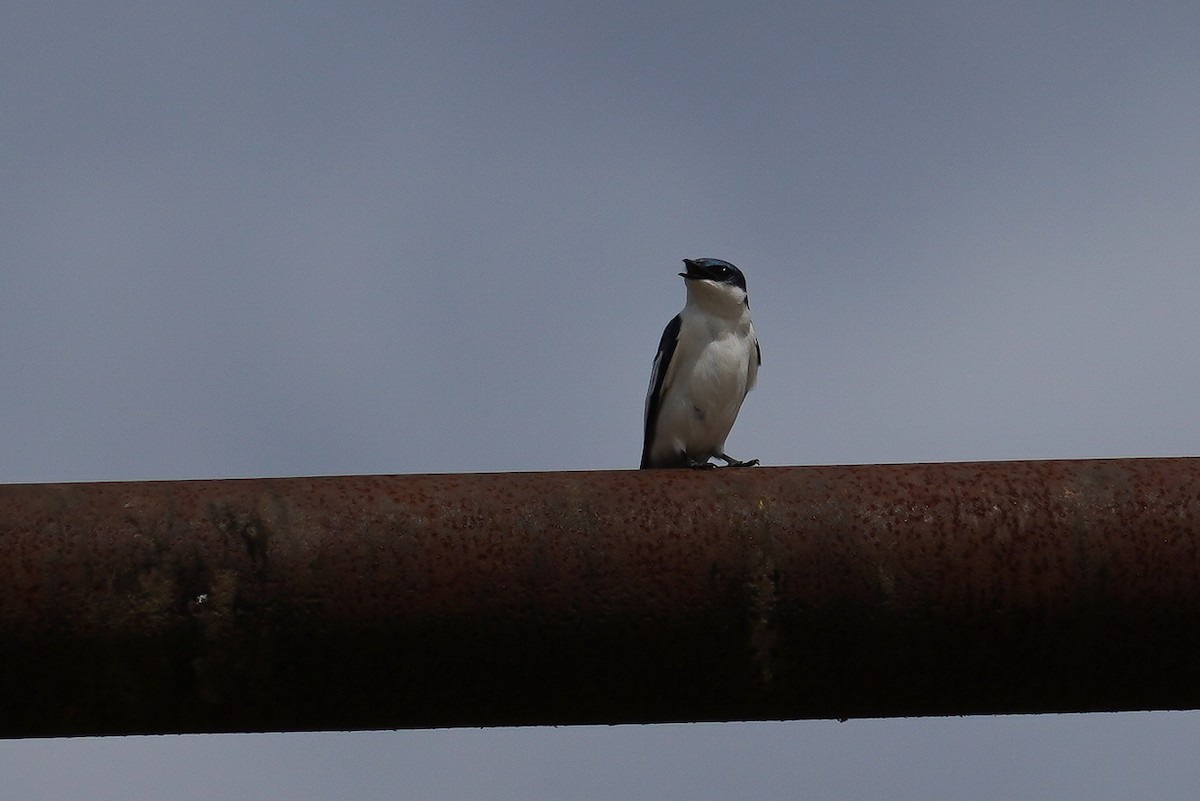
[679,259,711,281]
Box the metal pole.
[2,459,1199,738]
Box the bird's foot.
[685,457,717,470]
[716,453,759,468]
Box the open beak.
[679,259,713,281]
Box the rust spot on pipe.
[2,458,1200,737]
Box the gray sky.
[3,2,1200,798]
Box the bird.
[640,258,761,469]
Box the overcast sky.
[3,2,1200,798]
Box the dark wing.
[743,334,761,398]
[640,314,682,469]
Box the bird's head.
[680,258,750,310]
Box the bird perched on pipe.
[640,258,761,469]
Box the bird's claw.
[715,453,759,468]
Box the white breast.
[650,305,757,464]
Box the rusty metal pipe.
[2,459,1200,738]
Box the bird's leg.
[715,452,759,468]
